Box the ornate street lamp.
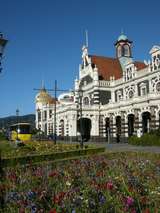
[0,33,8,73]
[16,109,19,140]
[78,89,84,148]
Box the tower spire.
[85,30,88,47]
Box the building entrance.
[105,117,110,142]
[77,118,91,142]
[128,114,135,136]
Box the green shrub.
[128,133,160,146]
[0,132,6,141]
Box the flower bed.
[1,152,160,212]
[1,146,105,167]
[1,141,96,159]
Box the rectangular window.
[38,112,41,122]
[43,111,47,121]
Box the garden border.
[1,147,106,167]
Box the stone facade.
[35,34,160,142]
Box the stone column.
[120,111,126,138]
[124,114,128,137]
[150,106,157,130]
[135,83,138,97]
[112,114,116,138]
[90,114,99,140]
[111,90,115,102]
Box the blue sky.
[0,0,160,117]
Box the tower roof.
[35,88,56,104]
[114,33,132,46]
[117,34,128,41]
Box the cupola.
[115,33,132,58]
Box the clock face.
[156,82,160,92]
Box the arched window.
[123,44,130,56]
[117,45,122,57]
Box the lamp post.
[16,109,19,141]
[78,89,84,148]
[37,108,41,141]
[0,33,8,73]
[53,80,57,144]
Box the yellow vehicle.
[9,123,32,141]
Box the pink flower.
[126,196,134,207]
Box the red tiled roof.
[90,55,147,80]
[91,55,123,80]
[134,61,147,70]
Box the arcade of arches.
[57,107,160,142]
[99,107,160,141]
[65,109,159,142]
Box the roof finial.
[85,30,88,48]
[121,28,124,35]
[41,80,45,89]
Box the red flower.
[49,209,57,213]
[49,170,59,177]
[143,209,150,213]
[53,191,66,204]
[53,194,61,204]
[104,181,113,190]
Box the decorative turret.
[35,87,56,104]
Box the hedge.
[1,147,106,167]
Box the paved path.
[90,142,160,153]
[60,140,160,153]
